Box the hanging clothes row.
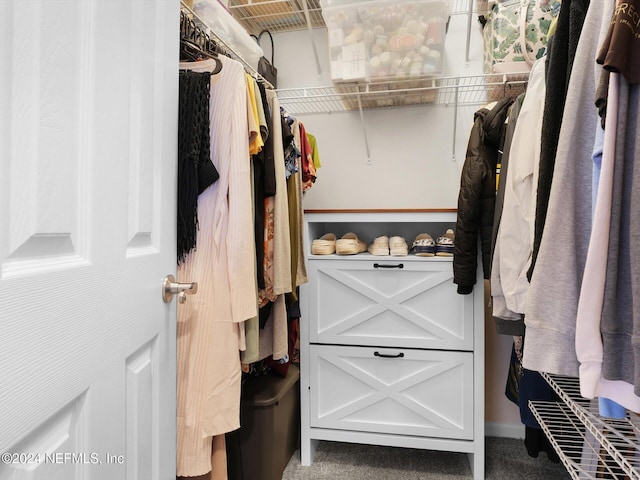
[489,56,560,460]
[177,54,254,480]
[454,0,640,463]
[175,10,322,477]
[514,0,640,413]
[456,0,640,458]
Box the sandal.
[411,233,436,257]
[435,229,455,256]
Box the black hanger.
[179,11,223,74]
[180,40,223,75]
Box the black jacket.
[454,98,512,294]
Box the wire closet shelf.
[227,0,476,34]
[275,73,529,114]
[224,0,529,114]
[530,373,640,480]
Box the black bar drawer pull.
[373,351,405,359]
[373,263,404,269]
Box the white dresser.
[299,210,485,480]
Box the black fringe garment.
[177,70,218,264]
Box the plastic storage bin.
[321,0,450,83]
[238,364,300,480]
[193,0,264,70]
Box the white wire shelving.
[227,0,474,35]
[227,0,483,82]
[276,72,528,161]
[227,0,324,34]
[222,0,530,116]
[275,73,528,114]
[530,374,640,480]
[219,0,529,159]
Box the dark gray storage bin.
[239,364,300,480]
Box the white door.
[0,1,179,479]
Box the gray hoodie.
[522,0,614,375]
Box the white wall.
[274,12,482,209]
[272,9,522,431]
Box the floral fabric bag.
[482,0,561,74]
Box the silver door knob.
[162,275,198,304]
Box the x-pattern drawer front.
[309,260,473,350]
[309,345,474,439]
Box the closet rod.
[180,1,274,89]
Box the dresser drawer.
[309,344,474,440]
[307,258,474,350]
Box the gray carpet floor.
[282,437,571,479]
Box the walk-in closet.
[1,0,638,479]
[175,0,640,478]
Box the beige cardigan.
[176,56,256,476]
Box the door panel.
[2,1,88,276]
[126,340,157,480]
[0,1,178,479]
[0,395,88,480]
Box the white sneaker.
[389,236,409,256]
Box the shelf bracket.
[452,78,460,161]
[301,0,322,75]
[356,94,371,163]
[465,0,474,65]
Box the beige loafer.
[311,233,337,255]
[368,235,390,256]
[336,232,367,255]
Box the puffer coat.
[454,97,513,294]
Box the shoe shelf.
[304,209,457,258]
[308,252,455,261]
[529,374,640,480]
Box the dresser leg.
[467,449,485,480]
[301,438,319,466]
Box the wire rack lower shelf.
[530,374,640,480]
